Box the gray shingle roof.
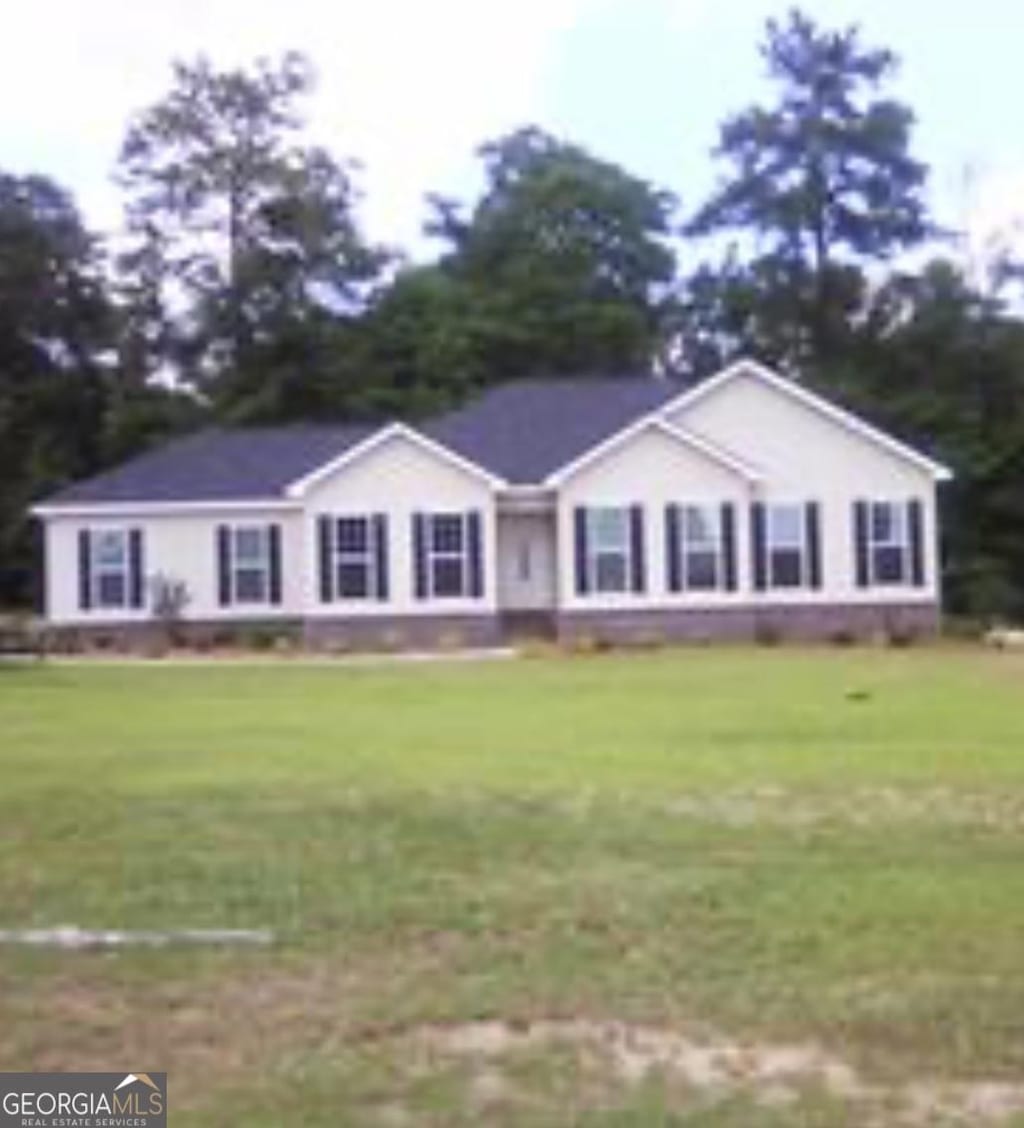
[43,424,379,505]
[425,377,682,485]
[39,376,684,506]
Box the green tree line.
[3,9,1023,617]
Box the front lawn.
[1,648,1023,1125]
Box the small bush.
[149,574,191,647]
[754,620,783,647]
[827,628,858,647]
[238,625,280,651]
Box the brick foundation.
[556,602,940,646]
[304,613,503,652]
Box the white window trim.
[587,506,633,595]
[90,529,131,609]
[426,512,471,599]
[677,503,724,592]
[766,503,809,589]
[867,501,911,587]
[334,515,380,601]
[230,525,272,605]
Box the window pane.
[337,517,368,554]
[770,548,803,588]
[431,515,464,553]
[235,567,267,603]
[595,552,628,593]
[234,527,266,563]
[685,550,719,591]
[871,503,899,544]
[95,531,126,567]
[768,505,803,547]
[97,572,127,607]
[683,505,717,546]
[338,561,370,598]
[432,557,465,597]
[874,545,905,584]
[590,508,628,551]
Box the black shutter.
[413,513,428,599]
[721,503,737,592]
[267,524,282,605]
[317,516,333,603]
[665,504,682,593]
[574,507,590,595]
[78,529,92,611]
[806,502,822,590]
[129,528,145,609]
[908,499,925,587]
[33,520,46,616]
[630,505,646,594]
[467,511,483,598]
[854,500,870,588]
[373,514,389,601]
[217,525,233,607]
[751,503,767,592]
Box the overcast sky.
[3,0,1023,264]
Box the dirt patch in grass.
[661,786,1024,830]
[6,951,1024,1125]
[412,1018,1024,1125]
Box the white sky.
[2,0,1023,267]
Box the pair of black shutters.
[750,502,823,592]
[853,499,925,588]
[316,512,484,602]
[574,505,647,595]
[216,525,283,606]
[411,512,484,600]
[316,514,390,603]
[77,528,145,610]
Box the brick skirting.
[556,602,940,645]
[47,602,939,653]
[304,613,503,652]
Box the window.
[766,504,807,588]
[336,516,378,599]
[232,526,271,603]
[587,507,631,594]
[679,505,722,591]
[427,513,468,597]
[868,502,910,584]
[92,529,130,608]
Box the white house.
[31,360,953,647]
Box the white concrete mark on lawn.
[416,1019,1024,1124]
[0,925,274,949]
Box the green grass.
[2,648,1024,1125]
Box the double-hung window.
[678,504,722,591]
[91,529,130,608]
[427,513,469,597]
[336,516,378,599]
[412,511,483,600]
[231,526,271,603]
[217,524,281,606]
[587,507,631,594]
[766,504,808,589]
[868,502,910,584]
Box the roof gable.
[545,416,764,486]
[663,359,953,482]
[285,423,506,497]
